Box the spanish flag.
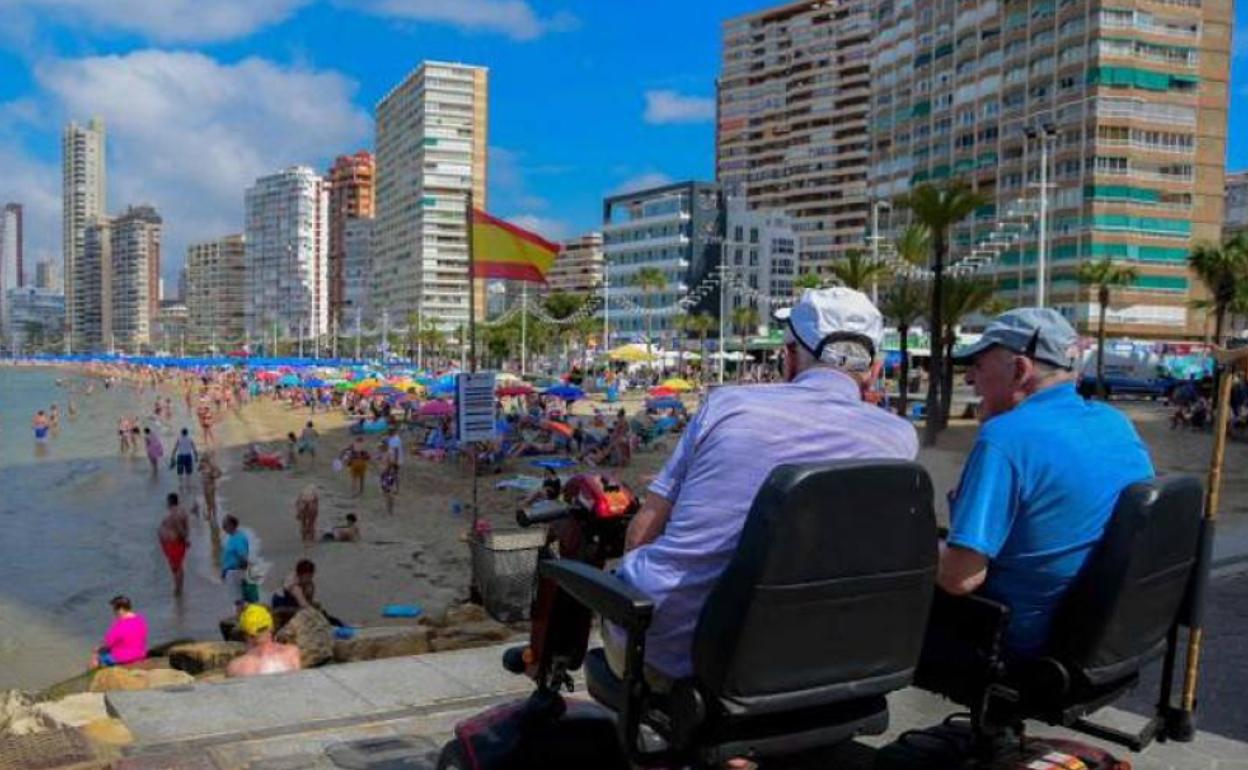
[471,209,559,283]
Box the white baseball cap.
[773,287,884,365]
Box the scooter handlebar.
[516,500,572,527]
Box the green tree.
[543,291,589,371]
[827,248,891,291]
[633,266,668,360]
[1188,236,1248,346]
[880,280,927,417]
[684,312,717,381]
[893,224,931,274]
[939,276,995,423]
[793,273,823,292]
[730,304,760,383]
[1077,258,1138,399]
[897,181,990,443]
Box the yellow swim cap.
[238,604,273,636]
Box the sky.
[0,0,1245,290]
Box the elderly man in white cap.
[604,287,919,687]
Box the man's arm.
[625,494,673,552]
[937,541,988,595]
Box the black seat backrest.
[1050,475,1204,686]
[692,460,937,715]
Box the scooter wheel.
[436,740,472,770]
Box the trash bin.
[469,529,547,622]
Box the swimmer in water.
[32,410,49,441]
[48,405,60,432]
[67,398,78,418]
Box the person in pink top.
[91,595,148,667]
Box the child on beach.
[91,596,148,668]
[286,432,299,469]
[296,485,319,543]
[298,422,318,462]
[342,438,371,497]
[324,514,360,542]
[379,454,399,515]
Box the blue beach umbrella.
[543,384,584,401]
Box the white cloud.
[612,172,673,195]
[0,0,311,44]
[505,214,570,242]
[344,0,577,41]
[25,50,371,285]
[643,90,714,125]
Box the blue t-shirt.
[948,383,1154,657]
[221,531,250,575]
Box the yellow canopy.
[608,344,657,362]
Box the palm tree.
[939,277,995,423]
[1188,236,1248,346]
[731,304,760,383]
[633,266,668,360]
[685,312,716,381]
[880,281,928,417]
[671,312,691,378]
[893,223,931,274]
[1077,258,1138,399]
[897,181,990,444]
[793,273,823,293]
[827,248,891,291]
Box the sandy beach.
[3,362,1246,693]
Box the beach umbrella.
[419,400,454,417]
[334,381,352,391]
[648,386,677,398]
[660,377,695,392]
[608,344,657,363]
[544,384,585,401]
[303,377,327,388]
[496,372,524,384]
[278,374,300,386]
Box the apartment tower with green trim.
[868,0,1230,337]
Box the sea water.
[0,367,231,690]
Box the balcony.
[601,210,689,233]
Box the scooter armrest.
[539,560,654,634]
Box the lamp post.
[870,200,892,305]
[1024,124,1058,308]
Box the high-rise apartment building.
[62,118,106,347]
[109,205,162,351]
[1225,170,1248,239]
[342,218,374,327]
[374,61,488,328]
[869,0,1231,337]
[244,167,330,345]
[3,287,65,353]
[327,151,375,324]
[186,234,246,351]
[0,203,23,342]
[35,261,60,292]
[717,1,873,277]
[547,233,605,296]
[602,181,724,341]
[75,216,112,351]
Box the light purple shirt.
[613,367,919,678]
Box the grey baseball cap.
[952,307,1079,369]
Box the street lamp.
[1023,123,1058,308]
[870,200,892,305]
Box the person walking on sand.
[171,428,198,487]
[342,437,371,497]
[385,427,403,492]
[144,427,164,476]
[296,485,319,543]
[199,452,222,524]
[379,453,399,516]
[298,421,318,464]
[158,492,191,596]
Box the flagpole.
[521,281,528,376]
[467,191,477,373]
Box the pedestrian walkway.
[105,636,1248,770]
